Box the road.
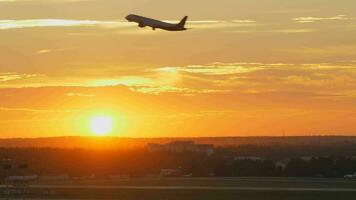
[3,177,356,192]
[3,184,355,192]
[2,178,356,200]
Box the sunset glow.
[90,116,113,136]
[0,0,355,138]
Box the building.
[148,141,214,155]
[234,156,264,161]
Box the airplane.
[125,14,188,31]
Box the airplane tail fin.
[177,16,188,29]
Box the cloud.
[268,9,320,14]
[154,62,356,99]
[36,48,75,54]
[187,20,257,29]
[0,107,76,113]
[66,93,95,97]
[293,15,350,23]
[227,29,317,34]
[280,45,356,57]
[269,29,317,34]
[130,86,230,95]
[0,73,22,82]
[1,62,355,99]
[0,73,41,82]
[156,63,263,75]
[88,63,255,95]
[0,19,133,30]
[36,49,52,54]
[0,18,259,31]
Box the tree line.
[0,146,356,178]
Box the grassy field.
[21,190,356,200]
[2,177,356,199]
[38,177,356,188]
[2,189,356,200]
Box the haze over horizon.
[1,0,356,138]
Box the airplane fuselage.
[126,14,187,31]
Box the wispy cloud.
[130,86,230,95]
[281,45,356,57]
[156,63,263,75]
[66,93,95,97]
[36,49,52,54]
[0,73,41,82]
[227,29,317,34]
[293,15,350,23]
[89,63,257,95]
[270,29,317,34]
[268,8,320,14]
[0,19,133,30]
[0,19,259,31]
[187,20,257,29]
[0,107,77,113]
[2,62,355,99]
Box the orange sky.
[0,0,356,137]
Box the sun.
[90,116,113,136]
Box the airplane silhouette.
[126,14,188,31]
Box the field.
[2,177,356,199]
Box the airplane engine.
[138,23,145,28]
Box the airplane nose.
[125,15,132,21]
